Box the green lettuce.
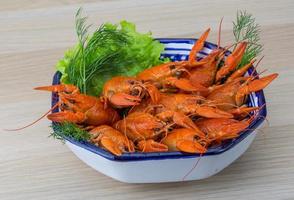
[56,20,166,96]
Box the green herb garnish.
[74,8,90,94]
[233,10,263,67]
[51,122,90,142]
[57,8,166,96]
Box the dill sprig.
[67,8,129,95]
[50,122,91,142]
[233,10,263,67]
[74,8,90,94]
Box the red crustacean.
[129,93,233,138]
[162,128,207,153]
[195,116,256,143]
[215,42,248,83]
[188,49,223,89]
[35,84,120,126]
[129,93,205,130]
[187,27,224,90]
[136,29,214,94]
[131,93,233,119]
[101,76,160,108]
[24,24,278,157]
[89,125,135,156]
[115,112,168,152]
[157,93,234,119]
[207,73,278,111]
[137,61,207,93]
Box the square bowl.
[51,38,266,183]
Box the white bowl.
[51,39,267,183]
[65,128,260,183]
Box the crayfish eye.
[169,65,176,70]
[154,128,161,132]
[240,80,246,84]
[131,89,140,96]
[128,80,135,85]
[175,71,182,77]
[60,103,68,110]
[108,91,115,97]
[191,115,198,121]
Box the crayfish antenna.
[4,103,59,131]
[217,17,224,49]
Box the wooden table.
[1,0,293,199]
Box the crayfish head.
[102,76,144,108]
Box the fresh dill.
[50,122,90,142]
[233,10,263,67]
[57,9,165,96]
[74,8,90,94]
[67,8,129,95]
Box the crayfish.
[16,23,278,156]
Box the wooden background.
[0,0,293,199]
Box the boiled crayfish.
[35,84,120,126]
[90,125,135,156]
[136,29,214,94]
[26,24,278,156]
[101,76,160,108]
[115,112,168,152]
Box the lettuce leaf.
[56,20,166,96]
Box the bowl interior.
[51,38,267,161]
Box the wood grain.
[0,0,293,199]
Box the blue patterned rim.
[51,38,267,161]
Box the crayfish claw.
[109,92,141,107]
[189,28,211,64]
[137,140,168,153]
[172,112,205,138]
[100,137,123,156]
[195,106,234,119]
[47,110,85,124]
[176,139,207,154]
